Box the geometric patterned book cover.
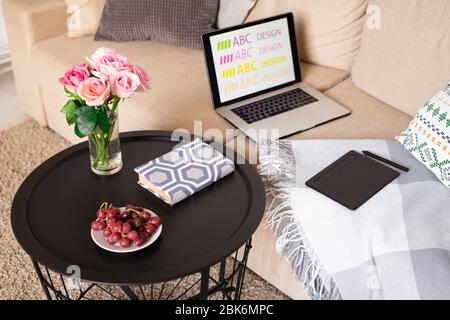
[397,81,450,188]
[134,138,235,205]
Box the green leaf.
[74,106,97,137]
[74,105,94,117]
[72,93,85,104]
[64,86,86,105]
[64,86,72,95]
[74,123,84,138]
[97,111,110,134]
[60,100,79,125]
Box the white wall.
[0,0,9,59]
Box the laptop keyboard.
[231,88,318,124]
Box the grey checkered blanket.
[258,140,450,300]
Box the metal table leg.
[29,238,253,300]
[121,286,140,300]
[199,267,210,300]
[31,259,52,300]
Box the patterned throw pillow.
[397,81,450,188]
[95,0,219,49]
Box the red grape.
[141,211,151,221]
[119,238,132,248]
[132,218,143,230]
[145,224,157,235]
[103,228,112,237]
[140,231,150,240]
[131,212,140,220]
[150,216,161,227]
[127,230,138,241]
[98,221,107,230]
[97,209,107,219]
[106,216,117,225]
[123,218,133,226]
[135,238,145,247]
[110,232,122,243]
[91,220,101,230]
[107,234,117,244]
[120,211,131,220]
[109,207,121,216]
[111,222,122,233]
[122,223,132,234]
[106,211,117,219]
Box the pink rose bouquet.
[60,48,150,173]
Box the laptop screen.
[203,14,299,106]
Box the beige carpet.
[0,120,288,300]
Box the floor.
[0,71,28,131]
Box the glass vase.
[88,109,122,176]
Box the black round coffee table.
[11,131,265,300]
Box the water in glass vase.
[88,112,122,175]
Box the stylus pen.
[362,151,410,172]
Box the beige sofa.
[4,0,450,299]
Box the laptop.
[202,13,350,141]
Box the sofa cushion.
[65,0,257,39]
[31,34,350,144]
[301,63,348,92]
[95,0,218,49]
[246,0,367,71]
[295,79,412,140]
[397,82,450,188]
[351,0,450,117]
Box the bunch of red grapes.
[91,204,161,248]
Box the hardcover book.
[134,138,235,205]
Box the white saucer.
[91,207,162,253]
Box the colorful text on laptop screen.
[210,18,296,103]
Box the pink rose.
[87,47,116,65]
[59,64,90,91]
[110,70,140,98]
[87,47,129,80]
[93,54,130,80]
[130,64,151,91]
[77,77,110,106]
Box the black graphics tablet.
[305,151,400,210]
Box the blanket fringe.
[257,140,342,300]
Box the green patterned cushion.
[397,81,450,188]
